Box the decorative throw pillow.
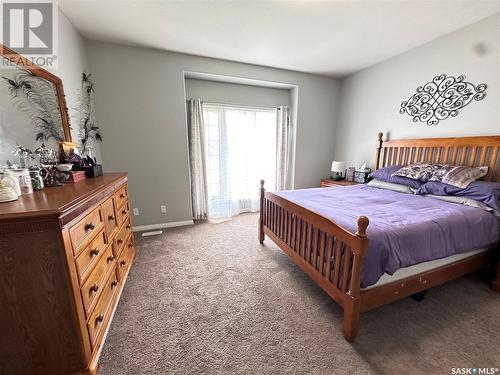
[427,165,488,188]
[392,162,433,181]
[369,165,423,189]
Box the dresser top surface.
[0,173,128,221]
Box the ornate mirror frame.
[0,42,72,143]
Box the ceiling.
[60,0,500,77]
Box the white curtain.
[276,106,289,190]
[203,105,278,222]
[188,99,208,221]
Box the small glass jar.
[29,168,44,191]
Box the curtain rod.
[187,99,283,112]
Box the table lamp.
[331,161,346,181]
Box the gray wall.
[87,41,339,226]
[334,13,500,169]
[185,79,291,108]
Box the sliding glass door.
[203,104,278,221]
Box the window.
[202,104,278,220]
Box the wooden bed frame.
[258,132,500,342]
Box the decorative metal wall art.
[400,74,487,126]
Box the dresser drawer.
[114,185,128,210]
[117,235,134,281]
[81,244,116,316]
[70,207,104,254]
[115,202,130,228]
[102,197,118,242]
[75,230,107,282]
[113,218,132,258]
[87,268,119,347]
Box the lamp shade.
[331,161,346,173]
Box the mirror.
[0,43,72,167]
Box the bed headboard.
[375,132,500,182]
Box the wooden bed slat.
[295,217,300,252]
[312,227,319,267]
[300,220,307,258]
[325,236,333,280]
[479,146,488,165]
[488,146,499,181]
[332,240,342,285]
[452,147,459,164]
[460,146,468,165]
[469,147,477,166]
[444,147,451,164]
[341,247,352,292]
[318,232,326,274]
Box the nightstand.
[320,178,360,187]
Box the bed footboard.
[258,180,369,341]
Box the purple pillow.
[369,165,423,189]
[416,180,500,210]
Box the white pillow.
[426,194,500,218]
[367,179,415,194]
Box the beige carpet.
[97,213,500,375]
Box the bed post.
[343,215,369,342]
[375,132,384,170]
[259,179,265,244]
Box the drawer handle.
[107,255,115,263]
[126,224,131,229]
[122,209,127,215]
[90,283,99,293]
[108,214,114,221]
[90,248,100,256]
[95,314,104,324]
[85,222,96,231]
[111,280,118,288]
[120,260,126,267]
[120,193,125,198]
[128,243,133,248]
[117,239,123,245]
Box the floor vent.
[141,230,163,237]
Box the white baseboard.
[132,220,194,232]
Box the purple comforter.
[275,185,499,287]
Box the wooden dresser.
[0,173,135,375]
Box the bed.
[258,133,500,342]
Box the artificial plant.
[77,72,102,155]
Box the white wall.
[0,10,96,165]
[185,78,291,108]
[52,10,102,161]
[86,41,339,226]
[334,13,500,169]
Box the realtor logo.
[2,1,53,53]
[1,0,58,67]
